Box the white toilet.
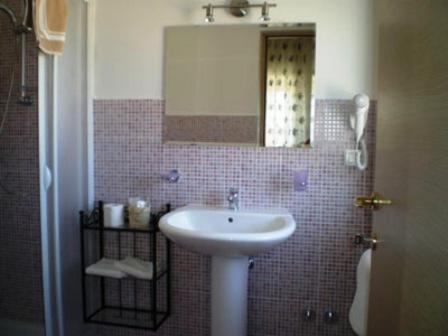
[349,249,372,336]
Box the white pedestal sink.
[159,205,296,336]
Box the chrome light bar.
[202,1,277,22]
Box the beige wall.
[94,0,376,100]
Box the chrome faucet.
[227,188,239,211]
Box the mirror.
[163,23,316,147]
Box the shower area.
[0,0,88,335]
[0,0,44,334]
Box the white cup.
[103,203,125,228]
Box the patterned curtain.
[265,36,315,147]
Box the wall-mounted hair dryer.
[349,94,370,170]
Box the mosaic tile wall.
[164,115,259,144]
[94,99,376,336]
[0,0,43,325]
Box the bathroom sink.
[160,205,296,336]
[159,205,296,257]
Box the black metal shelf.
[85,306,169,330]
[79,201,171,331]
[82,223,159,233]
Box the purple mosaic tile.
[164,115,260,144]
[0,0,43,324]
[94,98,376,336]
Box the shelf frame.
[79,201,171,331]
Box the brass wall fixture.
[202,1,277,22]
[355,192,392,210]
[355,233,379,250]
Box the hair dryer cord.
[356,138,368,171]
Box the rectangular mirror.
[163,23,316,147]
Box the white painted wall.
[94,0,376,100]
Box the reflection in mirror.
[263,34,315,147]
[163,23,315,147]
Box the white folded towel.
[85,258,127,279]
[115,257,154,280]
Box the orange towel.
[33,0,68,55]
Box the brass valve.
[355,233,379,250]
[355,192,392,210]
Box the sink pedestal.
[211,256,249,336]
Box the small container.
[128,197,151,229]
[103,203,125,228]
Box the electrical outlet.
[345,150,360,167]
